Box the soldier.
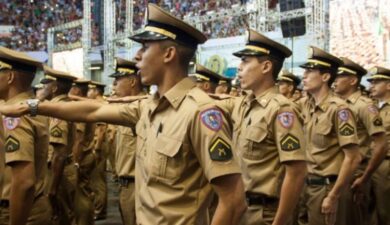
[70,79,96,225]
[214,29,307,225]
[298,47,361,225]
[39,66,78,225]
[87,81,108,220]
[0,46,52,225]
[277,70,301,100]
[215,77,232,95]
[32,84,46,101]
[0,4,247,225]
[333,58,387,225]
[229,78,241,97]
[109,58,144,225]
[367,66,390,225]
[191,64,225,93]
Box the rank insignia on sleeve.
[50,126,63,138]
[3,117,20,130]
[368,105,379,114]
[339,123,355,136]
[200,108,223,131]
[280,134,300,151]
[5,136,20,152]
[338,109,350,122]
[209,137,232,161]
[277,112,294,129]
[373,117,383,126]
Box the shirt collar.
[346,90,361,104]
[245,87,278,108]
[153,77,195,110]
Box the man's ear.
[322,72,331,84]
[203,82,210,92]
[350,76,358,86]
[163,46,177,63]
[261,60,273,75]
[7,71,15,85]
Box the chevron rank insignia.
[50,126,63,138]
[339,123,355,136]
[373,117,383,126]
[5,136,20,152]
[209,137,232,161]
[280,134,300,151]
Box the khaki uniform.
[106,124,117,179]
[299,93,359,225]
[115,78,240,225]
[49,94,77,225]
[371,98,390,225]
[0,91,52,225]
[221,87,306,224]
[116,125,137,225]
[73,122,96,225]
[341,91,385,225]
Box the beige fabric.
[116,77,241,225]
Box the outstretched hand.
[0,101,29,117]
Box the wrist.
[26,99,40,116]
[326,193,339,200]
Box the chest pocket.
[241,121,268,159]
[149,134,183,181]
[311,121,333,150]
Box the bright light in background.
[52,48,84,78]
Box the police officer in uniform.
[298,47,361,225]
[0,4,247,225]
[215,77,232,95]
[215,29,307,225]
[191,64,225,94]
[40,66,78,225]
[333,58,388,225]
[367,67,390,225]
[109,58,144,225]
[0,46,52,225]
[277,70,301,100]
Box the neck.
[157,68,187,96]
[338,87,357,100]
[378,92,390,102]
[4,87,27,101]
[252,78,274,97]
[310,85,330,104]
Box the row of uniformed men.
[0,3,390,225]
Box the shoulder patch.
[200,108,223,131]
[280,134,300,151]
[50,126,63,138]
[51,118,61,126]
[209,137,232,161]
[5,136,20,152]
[373,117,383,126]
[3,117,20,130]
[339,123,355,136]
[338,109,350,122]
[277,112,295,129]
[368,105,379,114]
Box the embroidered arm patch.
[50,126,63,138]
[339,123,355,136]
[209,137,232,161]
[200,108,223,131]
[280,134,300,151]
[5,136,20,152]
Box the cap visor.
[129,31,169,43]
[40,78,54,84]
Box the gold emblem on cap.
[0,60,12,70]
[113,59,117,70]
[144,26,177,40]
[117,68,135,74]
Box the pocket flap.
[315,123,332,135]
[246,125,267,143]
[155,135,182,157]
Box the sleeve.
[190,105,241,182]
[274,105,306,162]
[118,100,143,126]
[360,103,385,136]
[49,118,70,146]
[334,107,359,147]
[4,116,34,163]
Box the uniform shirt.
[49,94,76,157]
[76,122,96,152]
[221,87,306,197]
[116,78,241,225]
[115,125,136,177]
[0,107,4,200]
[379,98,390,157]
[3,91,49,199]
[345,91,385,157]
[302,93,359,176]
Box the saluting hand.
[321,195,338,225]
[0,101,29,117]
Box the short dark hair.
[56,79,73,95]
[257,56,284,81]
[319,68,338,87]
[75,84,89,96]
[159,40,196,70]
